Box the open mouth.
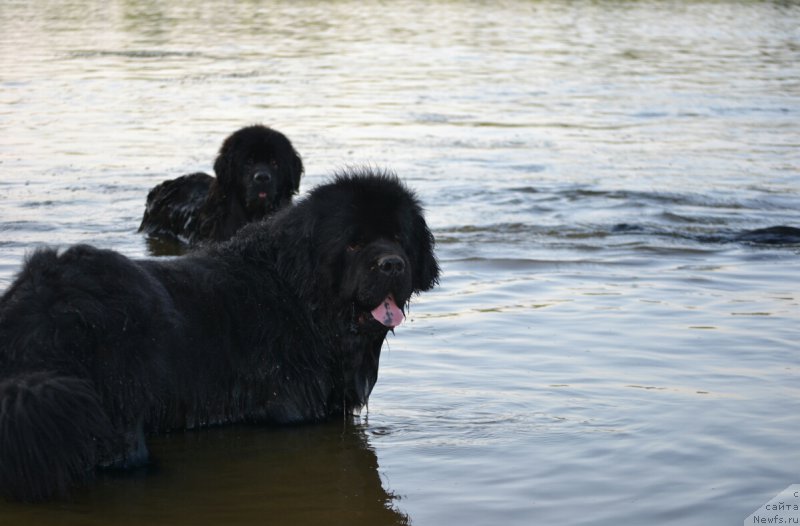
[258,191,268,200]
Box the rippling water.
[1,1,799,525]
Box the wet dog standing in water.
[0,169,439,501]
[139,124,304,244]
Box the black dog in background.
[0,169,439,502]
[138,125,303,244]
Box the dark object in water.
[734,226,800,245]
[139,124,304,244]
[611,223,800,246]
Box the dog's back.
[138,172,213,242]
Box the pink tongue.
[371,295,405,328]
[258,192,267,199]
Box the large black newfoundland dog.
[138,125,304,244]
[0,169,439,502]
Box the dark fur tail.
[0,372,113,501]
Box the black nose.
[377,255,405,276]
[253,171,271,183]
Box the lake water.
[1,1,799,524]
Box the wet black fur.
[138,125,304,244]
[0,169,439,501]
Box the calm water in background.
[1,1,799,524]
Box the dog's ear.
[411,215,440,292]
[290,150,304,193]
[213,135,238,193]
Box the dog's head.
[271,168,439,319]
[213,125,304,219]
[265,168,440,411]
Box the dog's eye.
[270,160,279,169]
[347,243,362,252]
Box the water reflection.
[0,423,408,526]
[143,235,188,256]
